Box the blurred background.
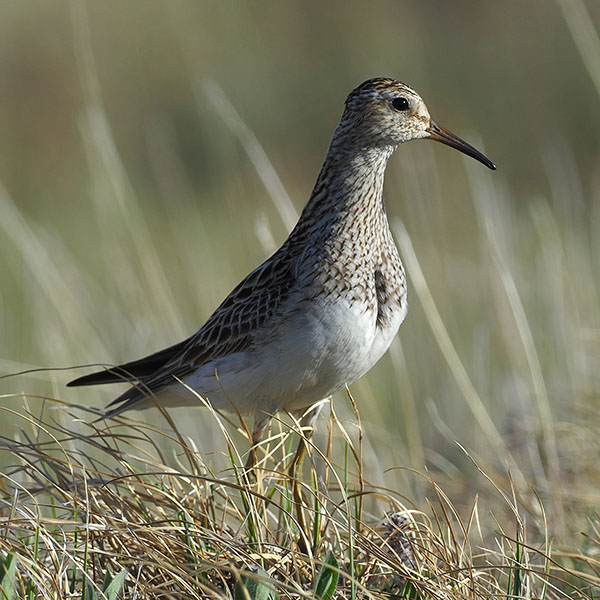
[1,1,599,535]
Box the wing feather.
[97,252,298,416]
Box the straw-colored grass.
[1,395,598,599]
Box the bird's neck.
[293,140,395,240]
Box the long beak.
[427,119,496,170]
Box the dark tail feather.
[67,366,138,387]
[67,338,190,388]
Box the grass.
[1,396,598,599]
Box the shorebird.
[69,78,495,471]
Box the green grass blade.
[102,570,128,600]
[0,554,17,600]
[234,568,279,600]
[84,583,98,600]
[314,551,339,600]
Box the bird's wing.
[102,251,299,415]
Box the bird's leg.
[289,403,323,478]
[244,414,270,476]
[289,403,324,550]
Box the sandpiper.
[69,78,495,468]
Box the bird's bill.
[427,119,496,170]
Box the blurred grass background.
[1,0,599,540]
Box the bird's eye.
[391,97,409,111]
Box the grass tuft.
[0,397,598,599]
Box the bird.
[68,77,495,472]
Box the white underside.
[152,294,406,420]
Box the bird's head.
[341,78,495,170]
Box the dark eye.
[391,97,409,111]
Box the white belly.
[161,294,406,419]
